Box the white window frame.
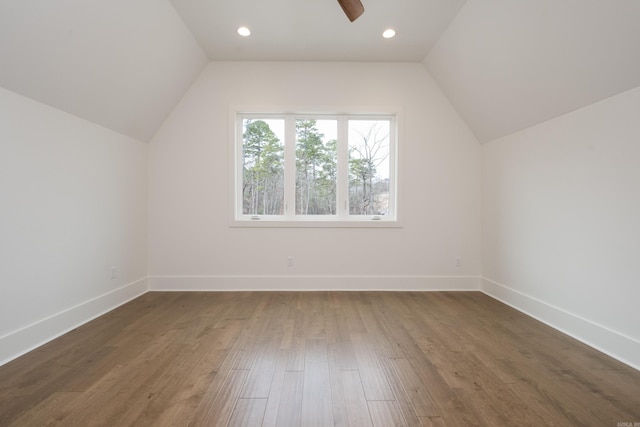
[229,107,402,228]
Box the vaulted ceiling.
[1,0,639,143]
[0,0,208,142]
[425,0,640,142]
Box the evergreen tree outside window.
[242,118,285,215]
[296,119,337,215]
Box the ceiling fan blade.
[337,0,365,22]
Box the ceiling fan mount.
[337,0,365,22]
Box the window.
[232,111,398,227]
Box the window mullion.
[284,115,296,218]
[337,117,349,219]
[388,116,397,218]
[235,115,244,220]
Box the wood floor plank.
[55,336,186,426]
[395,357,480,427]
[274,371,304,427]
[240,338,279,399]
[227,398,267,427]
[388,358,437,418]
[190,368,249,426]
[301,339,334,427]
[324,302,358,371]
[341,370,374,427]
[1,291,639,427]
[327,348,349,427]
[148,346,229,426]
[378,358,422,427]
[8,391,80,427]
[417,415,446,427]
[367,400,406,427]
[350,333,395,401]
[377,356,423,427]
[285,307,306,372]
[260,349,290,427]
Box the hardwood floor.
[1,291,639,426]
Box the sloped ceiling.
[0,0,208,142]
[424,0,640,143]
[1,0,639,143]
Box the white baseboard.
[6,276,636,373]
[481,277,640,371]
[149,275,481,292]
[0,277,149,367]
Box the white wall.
[482,86,640,369]
[0,87,148,365]
[149,62,482,290]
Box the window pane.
[295,119,337,215]
[242,118,285,215]
[348,119,390,215]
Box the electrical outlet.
[287,256,294,267]
[455,257,462,268]
[110,266,117,279]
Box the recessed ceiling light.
[382,29,396,39]
[237,26,251,37]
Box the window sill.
[229,217,402,228]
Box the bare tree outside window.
[348,120,390,215]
